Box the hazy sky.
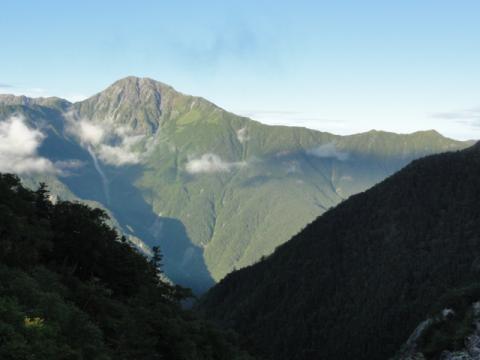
[1,0,480,140]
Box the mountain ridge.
[0,76,474,291]
[1,77,469,142]
[200,141,480,359]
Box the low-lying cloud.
[236,127,249,143]
[65,113,144,166]
[306,143,349,161]
[98,144,141,165]
[185,153,246,174]
[54,159,85,176]
[0,116,56,174]
[76,119,105,145]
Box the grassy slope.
[132,91,470,280]
[1,78,473,285]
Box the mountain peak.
[74,76,222,134]
[108,76,174,93]
[74,76,182,134]
[413,129,443,137]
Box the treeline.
[200,143,480,359]
[0,174,256,360]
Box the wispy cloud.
[64,112,145,166]
[306,143,349,161]
[236,127,249,143]
[65,94,88,102]
[54,160,85,174]
[164,21,278,71]
[98,143,142,165]
[185,153,246,174]
[433,107,480,127]
[0,83,13,88]
[0,115,57,174]
[75,118,105,145]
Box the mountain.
[199,143,480,360]
[0,173,256,359]
[0,77,473,292]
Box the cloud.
[164,21,273,70]
[0,116,56,174]
[0,83,13,88]
[98,144,141,165]
[306,143,349,161]
[185,153,246,174]
[65,113,144,166]
[53,160,85,176]
[433,107,480,127]
[64,94,88,103]
[76,119,105,145]
[236,127,249,143]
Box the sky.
[1,0,480,140]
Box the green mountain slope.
[199,142,480,359]
[0,77,473,292]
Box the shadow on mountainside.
[36,121,214,293]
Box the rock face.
[0,77,473,292]
[74,77,173,134]
[397,303,480,360]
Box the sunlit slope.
[0,77,472,287]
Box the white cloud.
[98,144,140,165]
[185,153,246,174]
[236,127,249,143]
[306,143,349,161]
[53,159,85,176]
[0,116,56,174]
[65,94,88,103]
[65,113,144,166]
[76,119,105,145]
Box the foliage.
[417,283,480,358]
[0,174,256,359]
[1,78,472,291]
[200,143,480,360]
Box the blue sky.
[1,0,480,140]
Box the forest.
[0,173,256,360]
[200,143,480,359]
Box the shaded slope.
[0,77,473,288]
[0,173,256,359]
[85,78,470,282]
[200,143,480,360]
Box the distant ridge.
[0,76,473,292]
